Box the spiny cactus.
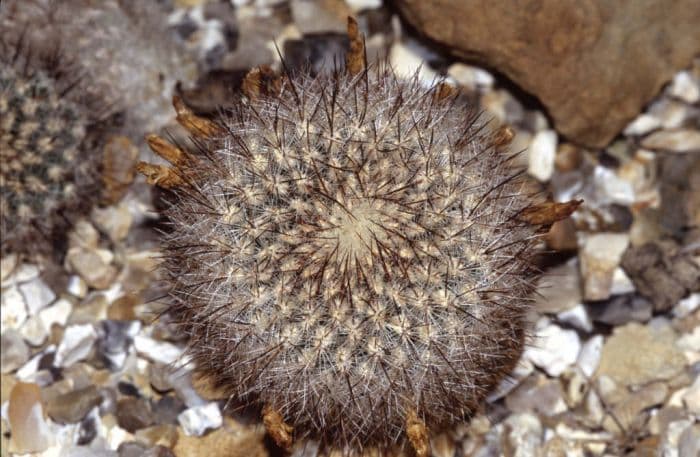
[0,51,93,255]
[139,19,579,456]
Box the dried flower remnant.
[139,18,579,456]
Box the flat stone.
[18,277,56,315]
[135,424,178,448]
[602,382,668,434]
[597,322,686,386]
[579,233,630,301]
[641,128,700,153]
[152,395,187,425]
[524,318,581,377]
[447,63,494,91]
[1,329,30,373]
[54,324,98,367]
[393,0,700,148]
[69,219,100,249]
[8,382,53,453]
[178,402,222,436]
[45,385,103,424]
[39,299,73,331]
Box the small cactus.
[0,28,102,256]
[139,19,579,456]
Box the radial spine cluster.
[158,63,544,452]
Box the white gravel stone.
[1,329,30,373]
[577,335,604,378]
[16,345,55,383]
[609,267,635,295]
[1,286,28,332]
[447,63,494,91]
[18,277,56,315]
[668,71,700,104]
[178,402,223,436]
[388,41,440,86]
[38,299,73,330]
[623,113,661,136]
[662,419,693,457]
[66,276,88,298]
[528,130,557,182]
[54,324,97,367]
[345,0,382,11]
[133,335,183,365]
[20,315,48,347]
[524,318,581,377]
[682,377,700,415]
[2,263,40,287]
[504,413,542,457]
[673,293,700,318]
[593,165,636,206]
[579,233,630,301]
[557,304,592,333]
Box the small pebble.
[116,397,155,433]
[579,233,630,301]
[177,402,222,436]
[668,70,700,104]
[67,275,88,298]
[133,335,183,365]
[54,324,98,367]
[524,318,581,377]
[576,335,603,378]
[1,286,28,331]
[8,382,53,453]
[557,304,592,333]
[597,322,686,387]
[623,113,662,136]
[45,385,103,424]
[528,130,557,182]
[18,277,56,315]
[641,128,700,153]
[1,329,30,373]
[66,247,118,290]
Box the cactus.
[138,19,579,456]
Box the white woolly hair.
[161,65,543,452]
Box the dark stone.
[621,238,700,312]
[116,397,155,433]
[151,395,186,425]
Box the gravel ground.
[1,1,699,456]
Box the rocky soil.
[1,1,698,456]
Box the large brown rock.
[393,0,700,148]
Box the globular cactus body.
[0,63,89,255]
[152,70,546,452]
